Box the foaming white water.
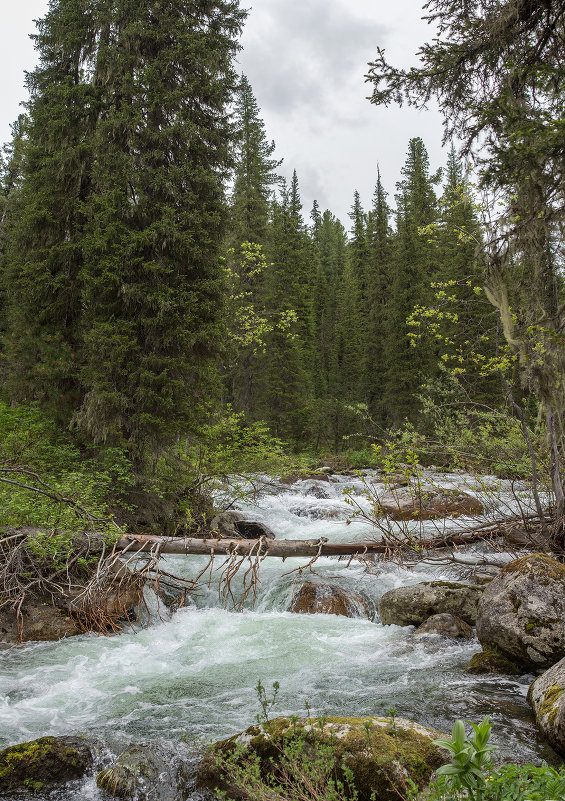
[0,470,553,789]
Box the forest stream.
[0,470,559,799]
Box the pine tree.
[2,0,246,463]
[363,167,392,424]
[229,74,281,247]
[383,138,439,424]
[1,0,99,414]
[253,177,312,440]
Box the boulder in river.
[475,553,565,672]
[289,581,371,619]
[0,736,93,795]
[376,487,484,521]
[97,744,192,800]
[465,645,522,675]
[197,715,447,801]
[378,581,483,627]
[528,657,565,757]
[415,613,474,639]
[305,485,332,500]
[210,510,275,540]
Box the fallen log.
[115,528,504,558]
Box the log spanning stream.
[0,470,558,799]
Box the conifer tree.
[253,177,312,439]
[229,74,281,247]
[77,0,245,461]
[2,0,245,464]
[363,168,392,423]
[383,138,439,424]
[1,0,99,414]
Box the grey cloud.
[239,0,389,120]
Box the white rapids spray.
[0,471,556,799]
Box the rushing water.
[0,471,558,798]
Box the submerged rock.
[210,510,275,540]
[197,715,447,801]
[0,736,92,795]
[376,487,484,521]
[528,657,565,756]
[288,581,371,619]
[378,581,483,627]
[465,645,522,675]
[305,485,332,500]
[96,743,192,800]
[415,613,474,639]
[475,553,565,671]
[289,504,343,520]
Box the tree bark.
[115,529,503,558]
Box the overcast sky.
[0,0,445,224]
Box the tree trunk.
[115,529,503,558]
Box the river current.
[0,470,558,798]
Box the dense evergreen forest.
[2,3,565,799]
[0,0,563,546]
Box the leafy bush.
[0,401,131,533]
[429,717,565,801]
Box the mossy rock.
[0,736,92,794]
[96,743,192,800]
[378,581,483,627]
[476,553,565,671]
[197,716,447,801]
[465,645,522,675]
[528,657,565,756]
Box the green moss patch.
[465,645,522,676]
[0,736,92,793]
[197,716,446,801]
[540,683,564,726]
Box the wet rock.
[0,736,93,795]
[279,473,330,485]
[378,581,483,627]
[528,657,565,756]
[289,581,371,619]
[0,601,81,644]
[96,744,192,800]
[210,510,275,540]
[376,487,483,521]
[305,485,331,500]
[465,645,522,675]
[197,715,447,801]
[415,613,474,639]
[475,553,565,672]
[289,505,343,520]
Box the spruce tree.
[383,138,439,425]
[364,168,392,424]
[2,0,245,464]
[225,75,280,416]
[1,0,99,414]
[253,177,312,440]
[229,74,281,247]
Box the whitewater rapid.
[0,470,557,799]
